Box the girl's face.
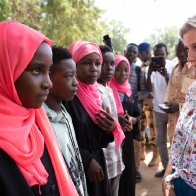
[49,58,78,101]
[99,52,115,83]
[183,28,196,67]
[76,52,101,84]
[114,61,129,84]
[15,42,53,108]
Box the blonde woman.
[162,15,196,196]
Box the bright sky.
[95,0,196,44]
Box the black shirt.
[0,146,60,196]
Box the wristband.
[162,174,175,189]
[162,180,173,189]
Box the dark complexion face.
[76,53,101,84]
[48,58,78,102]
[114,61,129,84]
[153,47,167,66]
[98,52,115,85]
[15,42,53,109]
[125,45,138,65]
[154,47,167,59]
[139,49,151,62]
[176,44,188,66]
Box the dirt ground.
[136,151,164,196]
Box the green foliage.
[0,0,11,21]
[106,20,129,54]
[0,0,128,50]
[145,26,179,59]
[1,0,43,29]
[40,0,106,46]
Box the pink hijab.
[0,21,78,196]
[109,54,132,116]
[69,41,124,149]
[69,41,103,123]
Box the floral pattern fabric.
[165,64,196,142]
[170,81,196,189]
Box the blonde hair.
[180,15,196,38]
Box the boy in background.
[103,35,113,51]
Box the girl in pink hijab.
[109,54,140,196]
[63,41,124,196]
[0,20,78,196]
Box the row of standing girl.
[63,41,139,196]
[0,20,139,196]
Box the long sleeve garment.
[0,146,60,196]
[118,93,140,196]
[63,97,113,196]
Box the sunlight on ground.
[136,150,163,196]
[144,151,153,166]
[144,151,163,170]
[141,190,148,196]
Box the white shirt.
[166,59,175,78]
[99,84,125,179]
[151,59,175,113]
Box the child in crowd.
[63,41,124,196]
[109,54,140,196]
[43,46,87,196]
[98,45,125,196]
[0,21,77,195]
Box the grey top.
[43,103,87,196]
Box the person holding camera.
[146,43,175,178]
